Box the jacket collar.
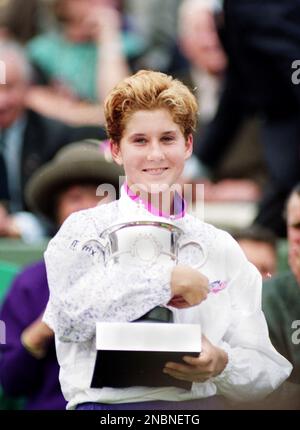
[119,182,186,220]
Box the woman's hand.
[163,335,228,382]
[169,265,209,308]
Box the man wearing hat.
[0,140,123,410]
[25,139,122,227]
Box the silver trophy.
[83,203,207,270]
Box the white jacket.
[44,186,292,409]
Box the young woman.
[43,70,292,410]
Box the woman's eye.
[162,136,174,143]
[133,139,146,145]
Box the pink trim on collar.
[124,182,186,219]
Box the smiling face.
[111,109,193,195]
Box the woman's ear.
[184,134,193,160]
[110,140,123,166]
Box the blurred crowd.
[0,0,300,410]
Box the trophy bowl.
[83,213,207,269]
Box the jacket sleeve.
[204,233,292,402]
[43,210,173,343]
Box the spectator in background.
[0,40,104,242]
[263,183,300,384]
[179,0,300,237]
[125,0,187,76]
[25,0,144,125]
[178,1,267,201]
[0,140,123,409]
[231,225,277,280]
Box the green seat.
[0,239,48,267]
[0,261,20,303]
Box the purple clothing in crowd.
[0,260,66,410]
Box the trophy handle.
[178,240,207,269]
[81,238,109,263]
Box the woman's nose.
[146,142,165,161]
